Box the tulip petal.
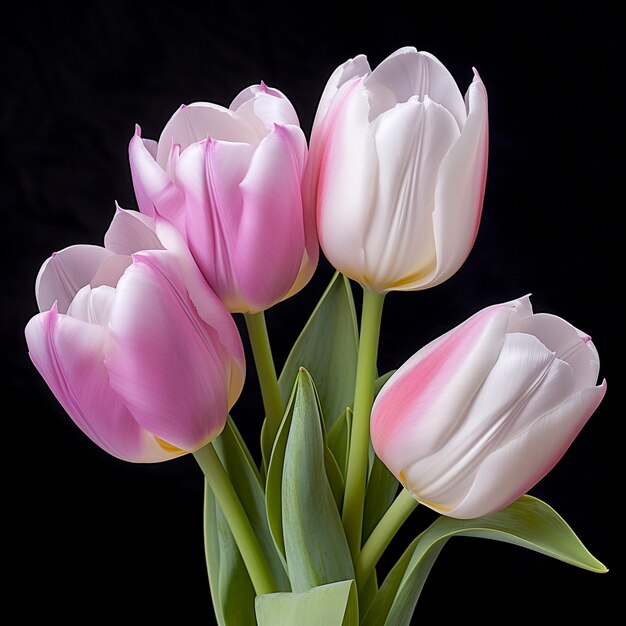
[129,125,186,229]
[25,306,171,462]
[107,250,233,451]
[235,89,300,133]
[511,313,600,390]
[367,96,460,290]
[156,103,258,166]
[317,79,377,283]
[235,124,307,311]
[372,301,516,475]
[104,207,164,255]
[449,381,607,519]
[365,47,466,127]
[67,285,116,327]
[176,137,255,309]
[35,244,114,314]
[427,70,488,288]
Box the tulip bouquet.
[26,47,606,624]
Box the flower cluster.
[25,47,606,622]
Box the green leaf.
[282,369,354,591]
[203,481,257,625]
[363,495,607,626]
[255,580,358,626]
[213,417,289,590]
[327,408,351,478]
[278,272,358,431]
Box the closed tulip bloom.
[370,296,606,519]
[308,47,488,292]
[25,209,245,462]
[129,83,317,313]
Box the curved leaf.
[255,580,358,626]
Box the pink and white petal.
[104,206,164,255]
[129,126,186,225]
[448,381,607,519]
[107,250,234,451]
[90,255,132,289]
[235,90,300,134]
[371,301,517,474]
[367,97,460,291]
[157,103,257,165]
[67,285,116,327]
[427,71,488,288]
[366,48,466,127]
[234,125,307,312]
[230,82,289,111]
[317,79,377,284]
[36,244,114,314]
[25,307,172,462]
[177,138,255,307]
[152,216,246,403]
[511,313,600,391]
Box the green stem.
[194,443,277,595]
[355,489,418,588]
[244,312,283,449]
[342,289,386,559]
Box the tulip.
[25,209,245,462]
[370,296,606,519]
[129,83,318,313]
[308,47,488,292]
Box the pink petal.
[36,245,114,314]
[106,250,236,451]
[230,82,286,110]
[429,70,488,287]
[176,137,255,310]
[67,285,116,327]
[25,306,172,462]
[449,381,607,519]
[235,124,308,311]
[129,125,186,229]
[104,206,164,255]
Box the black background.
[2,1,619,621]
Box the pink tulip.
[370,296,606,519]
[25,209,245,462]
[129,83,318,313]
[307,47,488,292]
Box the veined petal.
[366,96,460,291]
[512,313,600,391]
[449,381,607,518]
[36,245,114,314]
[104,206,164,255]
[371,300,524,475]
[317,79,377,284]
[129,125,186,226]
[428,70,488,288]
[107,250,234,451]
[157,103,258,166]
[365,47,466,127]
[25,306,172,462]
[235,124,308,312]
[177,137,255,308]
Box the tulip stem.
[194,443,278,595]
[244,312,283,461]
[342,288,386,560]
[355,489,419,589]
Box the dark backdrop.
[2,1,619,621]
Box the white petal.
[156,102,258,166]
[234,88,300,133]
[365,48,466,127]
[366,96,459,290]
[36,245,114,314]
[67,285,116,327]
[104,207,164,255]
[511,313,600,391]
[449,381,607,518]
